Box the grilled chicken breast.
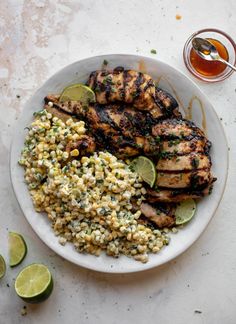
[150,118,213,191]
[88,68,179,118]
[45,96,160,157]
[140,202,176,228]
[85,103,161,157]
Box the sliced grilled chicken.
[156,170,212,189]
[146,181,214,203]
[161,138,210,155]
[152,118,205,139]
[88,68,179,118]
[157,153,211,171]
[45,95,83,116]
[140,202,176,228]
[150,117,213,191]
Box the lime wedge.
[175,199,197,225]
[15,263,53,304]
[59,83,95,105]
[130,156,156,187]
[9,232,27,267]
[0,255,6,279]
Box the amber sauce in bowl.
[183,29,236,82]
[190,38,229,76]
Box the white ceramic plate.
[10,54,228,273]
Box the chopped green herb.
[155,136,161,143]
[79,202,87,209]
[208,185,213,195]
[153,184,160,192]
[192,157,199,169]
[99,207,110,216]
[194,310,202,314]
[116,136,123,145]
[150,49,157,54]
[129,164,135,172]
[94,86,101,93]
[133,143,143,149]
[131,91,137,98]
[96,179,104,184]
[159,151,172,159]
[102,76,114,85]
[168,139,180,147]
[33,110,45,117]
[62,165,70,173]
[103,59,108,66]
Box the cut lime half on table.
[130,156,156,187]
[175,198,197,225]
[9,232,27,267]
[0,255,6,279]
[15,263,53,304]
[59,84,96,105]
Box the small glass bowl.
[183,28,236,82]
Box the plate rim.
[10,54,229,273]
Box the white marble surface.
[0,0,236,323]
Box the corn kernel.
[70,149,79,157]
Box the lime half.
[0,255,6,279]
[130,156,156,187]
[15,264,53,304]
[175,198,197,225]
[9,232,27,267]
[59,84,95,105]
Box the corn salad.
[19,110,169,263]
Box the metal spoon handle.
[218,58,236,72]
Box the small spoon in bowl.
[192,37,236,72]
